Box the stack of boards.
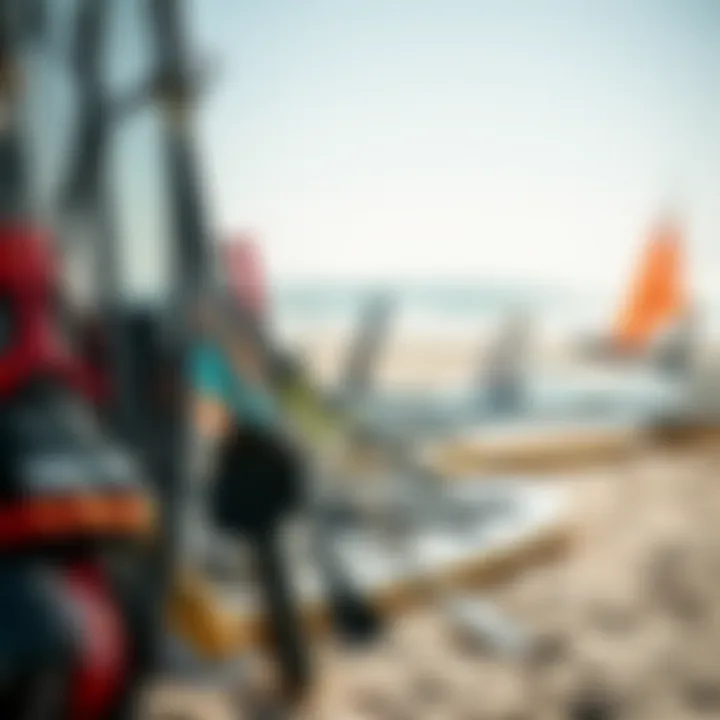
[359,368,686,436]
[168,479,573,660]
[357,367,688,473]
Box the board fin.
[338,291,394,402]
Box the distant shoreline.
[290,331,720,389]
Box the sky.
[35,0,720,301]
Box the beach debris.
[407,669,450,705]
[443,597,531,659]
[527,629,570,667]
[681,677,720,714]
[452,662,530,720]
[587,598,639,636]
[644,541,707,623]
[567,687,619,720]
[668,639,720,715]
[143,683,236,720]
[353,685,412,720]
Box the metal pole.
[61,0,138,443]
[0,0,31,222]
[338,291,394,406]
[142,0,215,665]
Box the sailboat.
[345,219,695,471]
[580,217,693,372]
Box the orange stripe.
[0,494,155,548]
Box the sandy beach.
[145,445,720,719]
[144,339,720,719]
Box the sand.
[305,447,720,720]
[143,337,720,718]
[144,444,720,719]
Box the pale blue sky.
[39,0,720,301]
[190,0,720,298]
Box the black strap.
[252,530,312,700]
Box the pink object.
[224,234,267,322]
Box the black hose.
[310,504,381,645]
[252,528,312,702]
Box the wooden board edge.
[429,434,644,476]
[168,517,575,659]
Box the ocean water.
[270,281,720,345]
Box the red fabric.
[77,362,112,407]
[72,317,113,408]
[0,228,128,716]
[63,563,127,720]
[0,494,153,549]
[0,225,82,396]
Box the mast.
[339,291,394,405]
[148,0,213,302]
[142,0,215,658]
[0,0,33,221]
[60,0,137,440]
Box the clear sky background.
[39,0,720,302]
[192,0,720,299]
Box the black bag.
[210,423,306,537]
[210,423,312,701]
[0,380,154,559]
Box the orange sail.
[612,220,687,353]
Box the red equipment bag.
[0,225,155,555]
